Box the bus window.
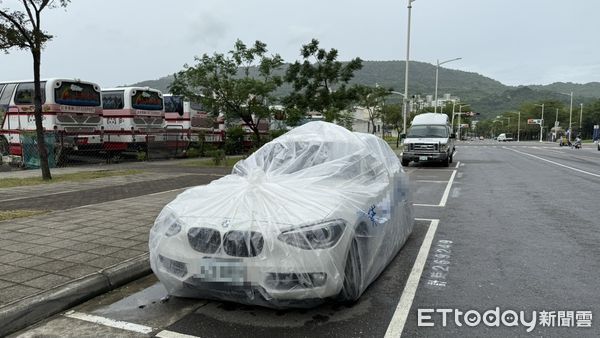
[0,84,5,98]
[54,81,101,107]
[164,95,184,115]
[14,82,46,105]
[102,91,125,109]
[131,90,163,110]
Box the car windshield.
[407,125,448,138]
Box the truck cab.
[401,113,455,167]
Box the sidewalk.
[0,158,234,335]
[0,188,184,335]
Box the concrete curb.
[0,253,151,337]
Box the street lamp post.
[457,104,470,140]
[516,111,520,142]
[554,108,559,142]
[579,103,583,130]
[561,92,573,141]
[403,0,416,135]
[434,57,461,113]
[535,103,545,142]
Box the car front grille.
[412,143,438,151]
[187,228,264,257]
[188,227,221,254]
[223,231,264,257]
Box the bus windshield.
[164,95,183,114]
[132,90,163,110]
[54,81,101,106]
[407,125,449,138]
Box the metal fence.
[0,130,204,169]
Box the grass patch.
[183,157,242,168]
[0,169,143,188]
[0,210,49,221]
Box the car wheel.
[449,151,453,164]
[443,156,450,167]
[401,159,409,167]
[338,238,362,303]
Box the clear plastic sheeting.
[149,121,413,308]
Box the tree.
[1,0,70,180]
[283,39,362,123]
[170,40,283,148]
[354,85,391,134]
[381,103,403,148]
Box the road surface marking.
[438,169,457,207]
[156,330,201,338]
[455,160,461,168]
[63,311,154,334]
[414,203,442,207]
[384,219,440,338]
[507,148,600,178]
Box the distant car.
[497,133,514,142]
[479,136,485,140]
[150,121,414,308]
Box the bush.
[269,129,287,140]
[225,126,245,155]
[186,147,200,158]
[207,149,226,165]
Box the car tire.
[401,159,409,167]
[443,156,450,167]
[338,238,362,303]
[449,151,453,164]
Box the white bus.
[163,94,193,149]
[163,94,225,147]
[0,78,102,157]
[83,87,165,153]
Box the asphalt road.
[13,141,600,337]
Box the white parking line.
[63,311,154,334]
[156,330,201,338]
[507,148,600,178]
[385,219,440,338]
[438,170,457,207]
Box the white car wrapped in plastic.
[150,121,413,308]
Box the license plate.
[419,156,428,161]
[198,258,246,283]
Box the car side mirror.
[450,133,456,139]
[400,133,406,140]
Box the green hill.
[129,61,600,120]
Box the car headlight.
[440,143,448,151]
[156,209,182,237]
[278,220,346,250]
[404,143,411,151]
[165,221,182,237]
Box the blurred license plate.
[198,258,246,283]
[419,156,428,161]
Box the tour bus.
[0,78,103,157]
[163,94,195,149]
[163,94,225,147]
[82,87,165,153]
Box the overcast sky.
[1,0,599,88]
